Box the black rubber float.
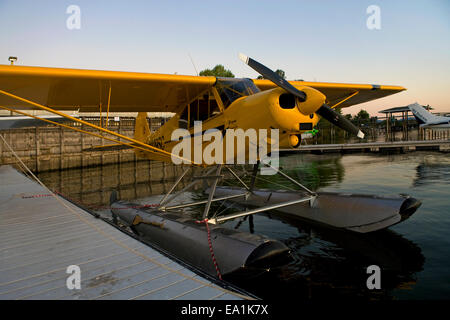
[110,197,291,278]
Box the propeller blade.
[239,53,306,102]
[316,104,365,138]
[239,53,364,138]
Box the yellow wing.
[0,64,405,112]
[0,65,215,112]
[253,79,405,109]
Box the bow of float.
[210,186,422,233]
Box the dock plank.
[0,165,247,300]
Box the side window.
[178,92,221,129]
[179,107,189,129]
[215,78,260,108]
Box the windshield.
[215,78,260,108]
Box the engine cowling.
[224,86,323,133]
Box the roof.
[379,106,412,114]
[379,105,434,114]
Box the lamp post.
[8,56,17,65]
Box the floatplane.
[409,103,450,129]
[0,54,421,278]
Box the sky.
[0,0,449,116]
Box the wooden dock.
[0,165,250,300]
[280,139,450,154]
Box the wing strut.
[0,105,166,157]
[329,91,359,109]
[0,89,202,166]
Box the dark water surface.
[37,152,450,300]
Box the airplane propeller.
[239,53,364,139]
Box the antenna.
[188,53,199,76]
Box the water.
[37,151,450,300]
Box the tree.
[199,65,234,78]
[370,116,378,124]
[257,69,286,79]
[354,109,370,125]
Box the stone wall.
[0,117,163,172]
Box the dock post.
[35,127,39,172]
[60,126,64,170]
[81,121,84,168]
[385,114,389,141]
[0,131,3,165]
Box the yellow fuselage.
[135,85,325,165]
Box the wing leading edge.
[0,64,405,112]
[253,79,405,109]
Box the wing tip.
[357,130,365,139]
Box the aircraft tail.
[133,112,171,162]
[134,112,151,142]
[82,113,150,152]
[133,112,153,158]
[408,103,438,125]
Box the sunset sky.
[0,0,449,116]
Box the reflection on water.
[223,215,424,300]
[271,154,345,191]
[413,155,450,187]
[37,151,450,299]
[37,161,204,209]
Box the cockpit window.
[215,78,260,108]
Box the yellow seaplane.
[0,54,421,277]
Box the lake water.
[37,151,450,300]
